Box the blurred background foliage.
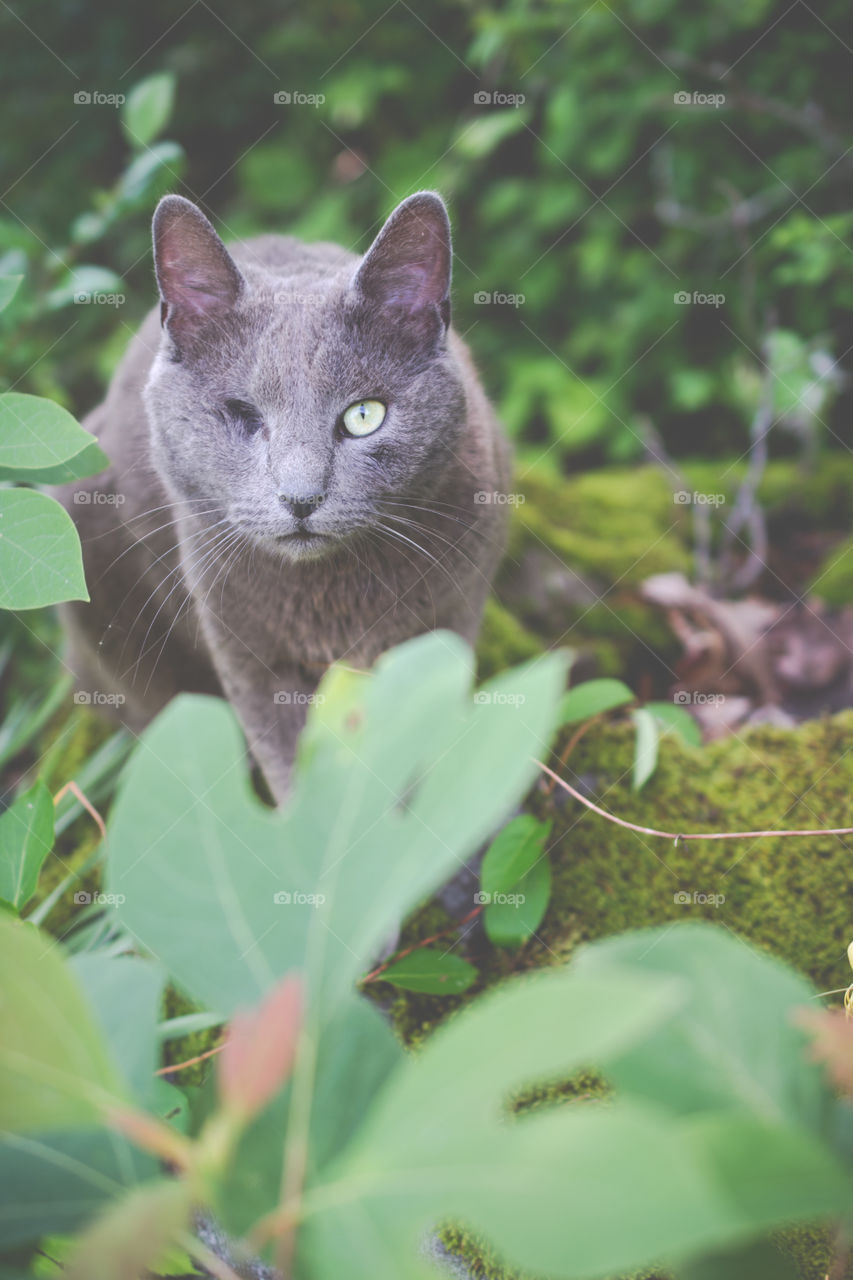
[2,0,853,470]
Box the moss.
[392,710,853,1280]
[807,530,853,606]
[477,596,543,680]
[512,465,690,586]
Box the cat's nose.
[278,492,326,521]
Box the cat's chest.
[199,548,447,672]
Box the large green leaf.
[0,1129,155,1249]
[0,439,109,484]
[0,488,88,608]
[0,394,97,472]
[214,993,401,1239]
[0,916,126,1130]
[573,923,826,1128]
[0,779,54,911]
[108,634,569,1018]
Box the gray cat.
[59,192,510,800]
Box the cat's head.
[144,191,466,562]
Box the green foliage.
[0,781,54,912]
[3,3,853,461]
[379,950,479,995]
[1,641,851,1280]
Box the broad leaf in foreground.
[0,488,88,609]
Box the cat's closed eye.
[224,398,266,438]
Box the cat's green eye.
[342,400,386,437]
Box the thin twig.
[543,713,607,796]
[52,780,107,842]
[362,906,483,984]
[154,1040,226,1077]
[536,759,853,842]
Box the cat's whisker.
[119,521,238,680]
[378,510,495,592]
[135,526,246,693]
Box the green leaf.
[0,275,22,312]
[0,1129,154,1249]
[107,635,569,1019]
[0,780,54,912]
[0,439,110,485]
[70,955,170,1106]
[0,394,98,472]
[484,855,551,947]
[632,706,659,789]
[116,141,184,207]
[481,814,550,896]
[0,915,126,1131]
[214,993,400,1238]
[677,1238,798,1280]
[121,72,175,148]
[559,677,634,725]
[379,949,478,995]
[64,1178,191,1280]
[646,699,702,747]
[45,265,125,311]
[573,923,827,1128]
[0,488,88,609]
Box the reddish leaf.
[219,974,303,1118]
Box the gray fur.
[59,192,510,800]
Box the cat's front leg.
[198,626,316,802]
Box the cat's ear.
[152,195,244,354]
[352,191,452,340]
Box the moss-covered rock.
[390,710,853,1280]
